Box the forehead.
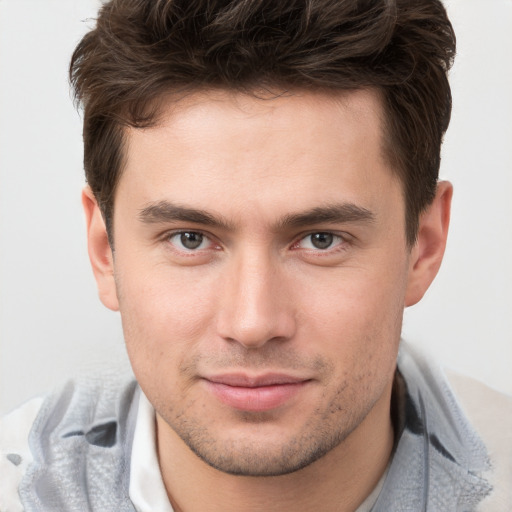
[117,88,400,228]
[142,88,387,156]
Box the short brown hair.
[70,0,455,245]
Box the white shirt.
[0,391,384,512]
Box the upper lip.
[204,373,309,388]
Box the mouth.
[203,373,311,412]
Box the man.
[1,0,510,510]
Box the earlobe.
[405,181,453,307]
[82,186,119,311]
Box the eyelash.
[291,232,349,254]
[163,230,350,256]
[165,230,219,253]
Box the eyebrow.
[139,201,233,230]
[138,200,375,230]
[277,203,376,229]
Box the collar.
[371,342,492,511]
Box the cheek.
[115,260,219,372]
[302,262,407,373]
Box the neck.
[156,382,394,512]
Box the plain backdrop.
[1,0,511,414]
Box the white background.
[1,0,511,414]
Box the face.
[104,89,414,476]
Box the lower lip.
[205,381,307,412]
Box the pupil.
[311,233,333,249]
[181,232,203,249]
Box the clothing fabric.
[1,342,510,511]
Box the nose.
[216,249,296,349]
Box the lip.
[203,373,310,412]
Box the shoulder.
[445,370,512,511]
[0,397,44,512]
[1,372,139,511]
[395,342,512,510]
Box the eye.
[296,232,344,250]
[169,231,212,251]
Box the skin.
[84,88,452,511]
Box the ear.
[405,181,453,307]
[82,186,119,311]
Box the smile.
[203,374,310,412]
